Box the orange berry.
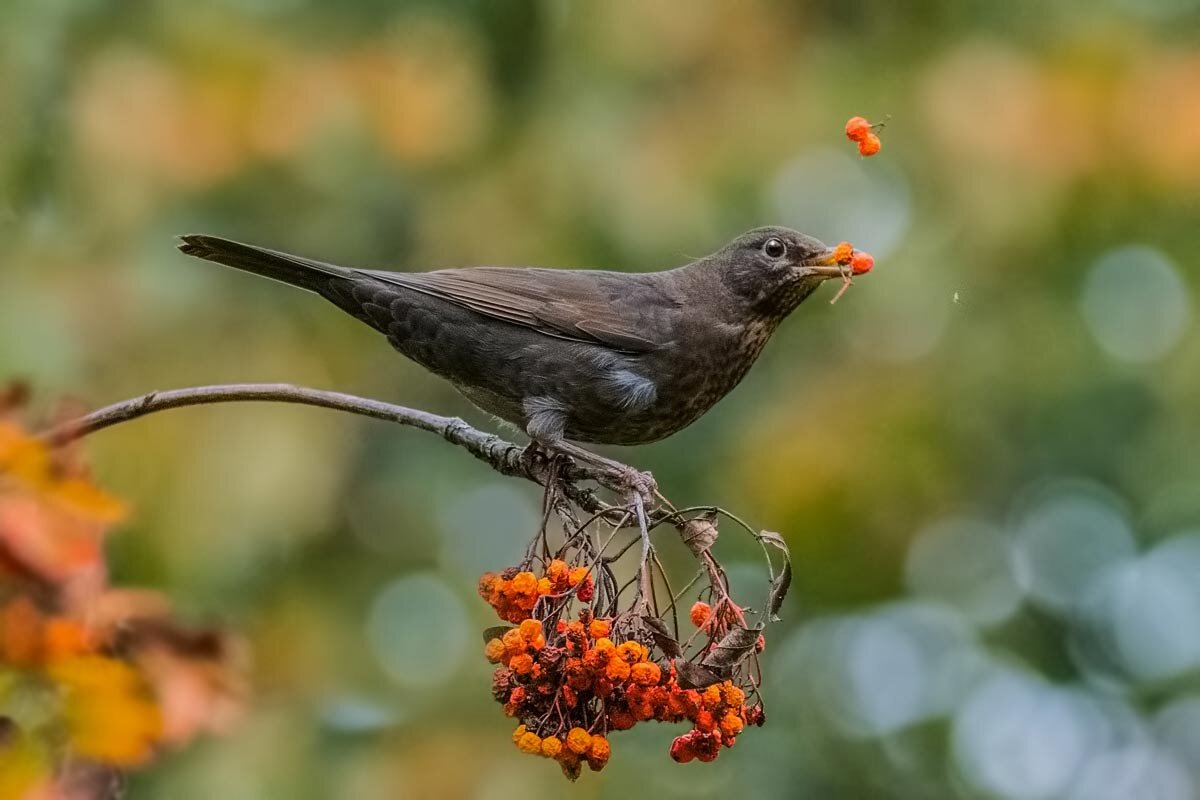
[720,712,744,738]
[689,601,712,629]
[511,571,538,595]
[542,736,564,758]
[832,241,854,265]
[592,637,615,658]
[518,619,542,641]
[858,133,881,157]
[845,116,871,142]
[701,685,723,710]
[616,641,646,664]
[609,708,636,730]
[850,251,874,275]
[509,653,534,675]
[502,628,526,657]
[536,577,553,595]
[587,736,611,768]
[721,683,745,707]
[547,558,570,583]
[588,619,611,639]
[484,638,506,663]
[566,727,592,755]
[567,566,589,587]
[630,661,661,687]
[517,731,543,755]
[605,657,631,682]
[531,633,546,651]
[512,724,528,745]
[478,572,500,599]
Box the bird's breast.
[582,316,778,444]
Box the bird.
[178,227,845,477]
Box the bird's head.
[711,226,845,317]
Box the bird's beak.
[797,247,845,280]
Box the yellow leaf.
[47,656,163,768]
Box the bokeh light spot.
[1080,245,1191,363]
[366,572,469,690]
[1011,482,1137,614]
[906,517,1022,626]
[952,671,1093,800]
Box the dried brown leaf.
[700,625,762,671]
[678,512,718,556]
[482,625,512,644]
[642,616,682,659]
[674,660,723,690]
[759,530,793,622]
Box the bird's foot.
[534,439,657,500]
[615,464,657,500]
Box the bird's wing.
[359,266,670,354]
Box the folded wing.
[362,266,670,354]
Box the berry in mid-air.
[844,116,871,142]
[857,133,882,157]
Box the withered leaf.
[642,616,683,659]
[673,660,724,690]
[482,625,512,644]
[768,559,793,622]
[700,625,762,671]
[759,530,793,622]
[678,512,718,556]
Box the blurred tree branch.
[39,382,630,516]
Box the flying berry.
[844,116,871,142]
[858,133,881,157]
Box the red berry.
[850,251,874,275]
[689,601,712,629]
[670,734,696,763]
[845,116,871,142]
[858,133,881,157]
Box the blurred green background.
[3,0,1200,797]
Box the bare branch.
[38,383,616,513]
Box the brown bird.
[179,227,845,474]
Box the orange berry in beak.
[832,242,854,265]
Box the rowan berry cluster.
[477,559,594,623]
[483,597,765,780]
[845,115,883,157]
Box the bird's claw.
[617,466,657,501]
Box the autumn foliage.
[0,390,245,800]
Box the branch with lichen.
[39,382,793,780]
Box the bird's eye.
[763,238,786,259]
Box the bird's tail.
[178,234,354,294]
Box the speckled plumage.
[178,227,836,446]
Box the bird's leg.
[523,401,656,499]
